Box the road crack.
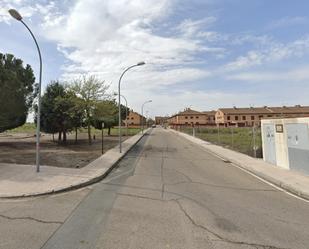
[175,200,290,249]
[0,214,63,224]
[117,192,180,202]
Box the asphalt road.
[1,127,309,249]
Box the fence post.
[217,125,220,144]
[231,126,234,149]
[193,125,196,137]
[253,126,257,158]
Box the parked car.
[152,124,156,128]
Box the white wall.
[262,117,309,170]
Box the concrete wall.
[262,117,309,173]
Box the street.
[1,127,309,249]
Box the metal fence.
[175,126,262,158]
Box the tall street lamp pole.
[9,9,42,173]
[118,62,145,153]
[141,100,152,134]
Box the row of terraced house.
[165,105,309,128]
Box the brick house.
[215,105,309,127]
[124,111,146,128]
[167,108,216,128]
[155,116,168,125]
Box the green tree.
[38,81,83,143]
[92,100,118,135]
[70,75,109,144]
[66,92,85,143]
[0,53,37,132]
[92,99,129,135]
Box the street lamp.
[9,9,43,173]
[141,100,152,133]
[118,62,145,153]
[114,93,128,136]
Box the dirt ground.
[0,132,129,168]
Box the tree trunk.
[52,133,55,142]
[108,127,111,136]
[88,123,92,144]
[75,128,78,144]
[63,130,67,143]
[58,131,62,142]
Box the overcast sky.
[1,0,309,118]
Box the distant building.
[215,105,309,127]
[167,108,216,128]
[155,116,168,125]
[203,111,216,125]
[124,111,146,128]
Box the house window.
[242,116,246,120]
[267,115,272,117]
[196,122,199,125]
[227,116,230,120]
[185,122,188,125]
[259,115,263,119]
[190,116,193,119]
[131,117,134,120]
[185,116,188,119]
[235,116,239,121]
[131,122,134,125]
[251,116,255,120]
[196,116,199,119]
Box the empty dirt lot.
[0,131,131,168]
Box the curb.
[1,129,151,199]
[170,128,309,201]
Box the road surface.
[1,127,309,249]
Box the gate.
[263,124,277,165]
[286,123,309,174]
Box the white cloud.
[268,16,308,29]
[224,36,309,71]
[0,0,57,23]
[176,17,216,37]
[36,0,214,94]
[226,65,309,82]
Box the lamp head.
[137,61,146,66]
[8,9,23,21]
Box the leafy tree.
[0,53,37,132]
[66,91,85,143]
[38,81,83,143]
[70,75,109,144]
[92,100,118,135]
[92,99,129,135]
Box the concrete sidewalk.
[0,130,149,198]
[170,129,309,201]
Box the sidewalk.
[170,129,309,201]
[0,130,149,198]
